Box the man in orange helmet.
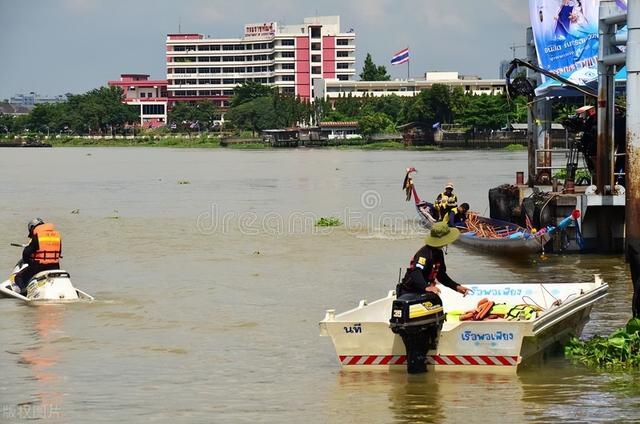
[13,218,62,294]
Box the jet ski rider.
[13,218,62,294]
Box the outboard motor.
[389,292,444,374]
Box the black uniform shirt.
[402,245,459,293]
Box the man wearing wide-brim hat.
[398,222,470,297]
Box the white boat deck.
[320,276,608,373]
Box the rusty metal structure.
[627,0,640,257]
[500,1,637,254]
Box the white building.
[314,72,507,101]
[166,16,356,109]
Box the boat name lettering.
[461,330,514,342]
[469,286,533,297]
[343,323,362,334]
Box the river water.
[0,148,636,423]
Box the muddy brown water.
[0,148,636,423]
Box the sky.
[0,0,530,100]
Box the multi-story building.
[166,15,356,113]
[499,60,511,79]
[9,92,67,108]
[314,72,507,102]
[107,74,168,127]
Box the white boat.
[319,276,608,373]
[0,261,93,304]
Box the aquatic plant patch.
[315,217,342,227]
[565,318,640,370]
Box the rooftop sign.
[244,22,277,38]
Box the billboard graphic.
[529,0,600,85]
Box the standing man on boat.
[398,222,470,297]
[436,182,457,221]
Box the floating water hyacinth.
[315,217,342,227]
[565,318,640,370]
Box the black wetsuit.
[399,245,460,296]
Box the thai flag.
[391,48,410,65]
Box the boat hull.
[320,278,608,373]
[416,204,549,255]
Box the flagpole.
[407,45,410,81]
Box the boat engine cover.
[389,292,444,374]
[389,292,444,331]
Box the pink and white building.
[166,16,356,116]
[107,74,168,127]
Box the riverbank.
[1,136,528,151]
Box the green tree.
[358,112,395,136]
[455,94,512,130]
[333,93,362,120]
[231,82,275,107]
[168,100,219,131]
[359,53,391,81]
[226,97,277,135]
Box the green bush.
[227,143,266,149]
[504,144,526,151]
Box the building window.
[337,63,350,69]
[336,39,350,46]
[281,39,294,46]
[142,104,165,115]
[282,75,295,81]
[282,87,295,94]
[311,42,321,50]
[310,27,321,38]
[173,45,196,52]
[311,55,321,63]
[282,63,294,70]
[281,51,294,58]
[337,51,350,58]
[311,66,321,74]
[140,92,146,98]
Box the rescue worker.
[398,221,470,297]
[447,202,470,227]
[435,182,458,221]
[13,218,62,294]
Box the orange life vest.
[31,223,61,265]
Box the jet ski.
[0,244,93,303]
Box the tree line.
[1,87,138,136]
[1,53,529,138]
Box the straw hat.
[425,222,460,247]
